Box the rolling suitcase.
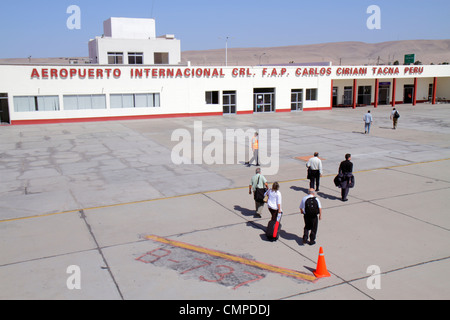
[266,212,282,241]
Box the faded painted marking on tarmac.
[136,235,316,290]
[295,155,327,162]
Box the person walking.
[245,132,259,166]
[363,110,373,134]
[299,188,322,245]
[264,182,282,222]
[306,152,323,191]
[249,168,268,218]
[337,153,354,202]
[390,108,400,129]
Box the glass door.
[343,86,353,106]
[358,86,372,105]
[378,85,390,105]
[404,85,414,103]
[254,88,275,113]
[223,91,237,114]
[332,87,338,107]
[291,89,303,111]
[0,94,10,124]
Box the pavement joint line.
[281,255,450,300]
[368,195,450,232]
[1,157,449,224]
[281,281,376,301]
[79,209,124,300]
[0,248,99,268]
[387,167,450,184]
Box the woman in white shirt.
[265,182,282,221]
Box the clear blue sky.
[0,0,449,58]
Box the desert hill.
[181,39,450,66]
[1,39,449,66]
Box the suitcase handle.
[277,212,283,222]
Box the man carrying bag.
[249,168,268,218]
[300,189,322,245]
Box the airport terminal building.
[1,18,449,125]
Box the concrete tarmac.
[1,104,450,300]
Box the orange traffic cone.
[313,247,331,278]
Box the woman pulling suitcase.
[264,182,282,241]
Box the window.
[154,52,169,65]
[128,52,144,65]
[291,89,303,111]
[63,95,106,110]
[111,94,134,109]
[205,91,219,105]
[110,93,161,108]
[14,96,60,112]
[306,89,317,101]
[108,52,123,64]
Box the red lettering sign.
[372,67,399,76]
[404,67,424,75]
[29,66,427,81]
[31,68,40,79]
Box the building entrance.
[332,87,338,107]
[358,86,372,105]
[254,88,275,113]
[0,94,10,124]
[291,89,303,111]
[404,85,414,104]
[223,91,237,114]
[378,84,391,105]
[343,86,353,106]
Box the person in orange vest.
[245,132,259,167]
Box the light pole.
[220,36,232,66]
[259,53,266,65]
[225,36,230,66]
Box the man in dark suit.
[338,154,354,202]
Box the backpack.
[394,111,400,119]
[305,197,319,216]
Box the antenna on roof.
[151,0,156,18]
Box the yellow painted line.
[0,209,81,223]
[145,234,317,282]
[1,157,449,224]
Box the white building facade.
[1,64,449,125]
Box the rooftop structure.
[88,17,181,65]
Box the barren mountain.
[181,39,450,66]
[1,39,449,66]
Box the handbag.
[254,175,267,203]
